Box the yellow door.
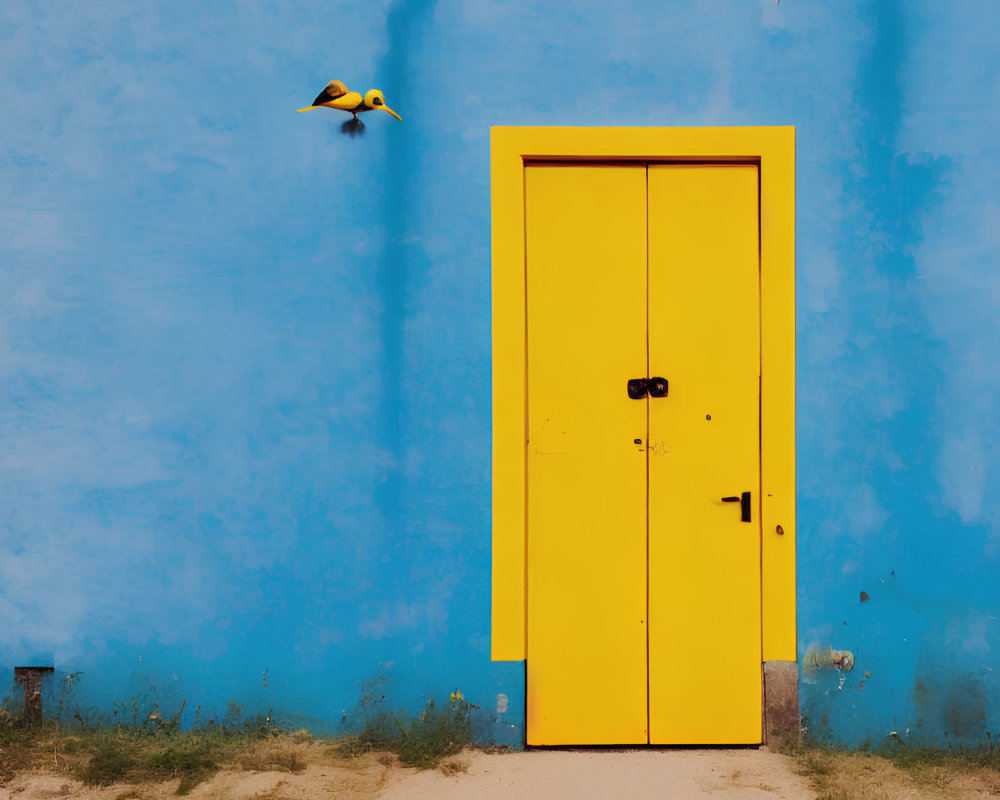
[525,162,761,745]
[525,165,649,745]
[646,165,762,744]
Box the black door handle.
[627,378,648,399]
[648,377,668,398]
[721,491,752,522]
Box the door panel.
[525,165,649,745]
[524,163,762,745]
[646,165,762,744]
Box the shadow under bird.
[297,80,403,121]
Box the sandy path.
[2,748,816,800]
[379,749,815,800]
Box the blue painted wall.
[1,0,997,746]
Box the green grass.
[339,680,476,768]
[143,743,218,795]
[76,739,140,786]
[2,676,486,793]
[790,733,1000,771]
[68,709,279,794]
[881,743,1000,773]
[788,736,1000,800]
[1,692,282,795]
[74,737,220,793]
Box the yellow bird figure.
[297,80,402,122]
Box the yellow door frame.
[491,126,796,671]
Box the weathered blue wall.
[1,0,997,746]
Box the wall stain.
[912,668,988,741]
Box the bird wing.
[318,91,363,111]
[311,79,349,107]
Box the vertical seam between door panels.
[644,162,651,743]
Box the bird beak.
[381,105,403,121]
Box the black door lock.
[627,378,648,399]
[627,377,669,399]
[721,491,752,522]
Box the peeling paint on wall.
[803,644,855,675]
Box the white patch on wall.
[940,434,986,523]
[845,483,890,541]
[958,613,992,656]
[897,3,1000,538]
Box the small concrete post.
[14,666,54,725]
[763,661,800,748]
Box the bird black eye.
[373,97,382,105]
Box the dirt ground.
[3,745,999,800]
[0,747,810,800]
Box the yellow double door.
[525,163,762,745]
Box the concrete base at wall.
[763,660,800,748]
[488,660,526,749]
